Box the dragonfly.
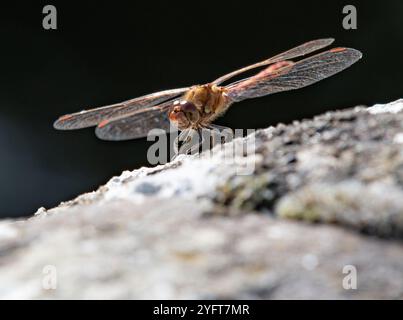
[54,38,362,155]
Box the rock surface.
[1,99,403,299]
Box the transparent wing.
[226,47,362,102]
[94,100,175,141]
[53,87,189,130]
[212,38,334,85]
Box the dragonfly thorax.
[169,84,230,130]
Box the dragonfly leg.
[172,128,203,159]
[171,125,234,160]
[173,129,190,154]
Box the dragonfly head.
[169,100,200,130]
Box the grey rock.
[1,99,403,299]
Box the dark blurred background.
[0,1,402,218]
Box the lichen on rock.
[1,99,403,299]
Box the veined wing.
[53,87,189,130]
[226,47,362,102]
[95,100,175,141]
[212,38,334,85]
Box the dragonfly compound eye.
[180,101,199,123]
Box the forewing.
[212,38,334,85]
[226,48,362,102]
[94,101,175,141]
[53,87,189,130]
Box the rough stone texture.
[1,99,403,299]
